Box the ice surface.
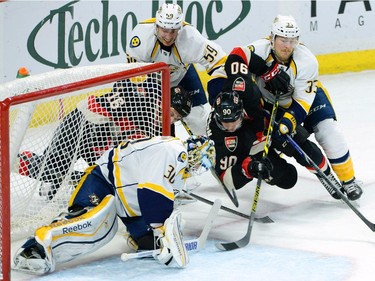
[11,70,375,281]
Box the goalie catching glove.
[152,209,189,268]
[261,61,290,94]
[241,156,273,181]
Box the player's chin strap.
[121,198,222,261]
[216,91,281,251]
[180,119,239,207]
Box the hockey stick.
[216,92,281,251]
[121,198,222,261]
[284,133,375,232]
[184,190,274,223]
[180,119,239,207]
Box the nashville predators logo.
[130,36,141,48]
[178,151,187,163]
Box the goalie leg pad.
[13,195,118,274]
[153,209,189,268]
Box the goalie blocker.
[13,135,216,274]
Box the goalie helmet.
[156,3,183,30]
[171,86,192,117]
[271,15,300,39]
[184,135,216,176]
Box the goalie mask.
[171,86,192,118]
[184,135,216,176]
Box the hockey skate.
[13,238,54,274]
[341,178,363,201]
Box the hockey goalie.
[13,135,216,273]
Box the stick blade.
[215,235,250,251]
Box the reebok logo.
[62,221,93,234]
[184,241,198,251]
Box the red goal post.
[0,62,170,281]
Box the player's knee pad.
[34,194,118,264]
[314,119,349,159]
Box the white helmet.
[271,15,300,38]
[155,3,183,29]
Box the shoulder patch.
[177,151,187,163]
[130,36,141,48]
[232,77,245,92]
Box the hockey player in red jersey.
[223,15,362,200]
[207,91,297,191]
[13,135,216,273]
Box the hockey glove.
[278,111,297,135]
[242,156,273,181]
[261,62,290,94]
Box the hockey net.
[0,62,170,281]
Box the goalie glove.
[152,210,189,268]
[261,61,290,94]
[242,156,273,181]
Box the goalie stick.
[121,198,222,261]
[180,119,239,207]
[284,133,375,232]
[215,91,281,251]
[184,191,274,223]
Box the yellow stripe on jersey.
[289,60,297,77]
[172,45,184,65]
[68,165,97,207]
[138,182,175,201]
[207,55,227,73]
[317,81,337,115]
[140,18,156,24]
[151,41,160,60]
[293,98,311,113]
[113,148,137,217]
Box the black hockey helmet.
[171,86,192,117]
[214,91,244,123]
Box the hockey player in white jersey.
[224,15,362,200]
[126,3,227,135]
[13,135,216,274]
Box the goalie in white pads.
[13,135,215,273]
